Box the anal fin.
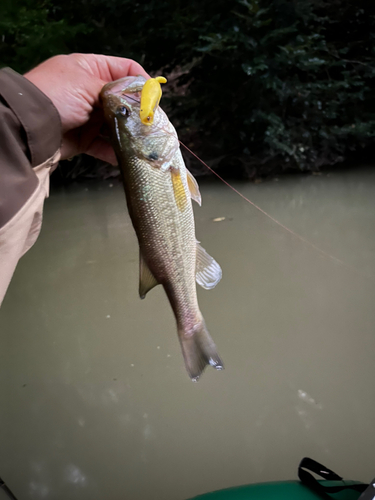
[139,252,159,299]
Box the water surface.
[1,167,374,499]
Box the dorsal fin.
[186,168,202,206]
[195,241,222,290]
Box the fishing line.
[121,93,373,281]
[180,142,375,282]
[179,142,347,266]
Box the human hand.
[24,53,149,164]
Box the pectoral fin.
[139,252,159,299]
[186,168,202,206]
[171,169,188,212]
[195,242,222,290]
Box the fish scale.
[128,155,197,327]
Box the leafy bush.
[0,0,85,73]
[1,0,374,178]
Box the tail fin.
[179,322,224,381]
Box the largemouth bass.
[100,76,223,381]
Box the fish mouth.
[100,75,146,112]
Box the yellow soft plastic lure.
[140,76,167,125]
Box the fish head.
[101,76,179,168]
[100,76,145,142]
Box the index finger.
[96,55,150,82]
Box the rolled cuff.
[0,68,61,167]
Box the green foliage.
[0,0,86,73]
[1,0,374,176]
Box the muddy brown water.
[1,167,375,499]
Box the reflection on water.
[0,167,375,499]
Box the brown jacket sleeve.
[0,68,61,305]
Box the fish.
[100,75,223,381]
[139,76,167,125]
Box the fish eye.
[117,106,129,117]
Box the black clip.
[298,458,368,499]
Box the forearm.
[0,68,61,305]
